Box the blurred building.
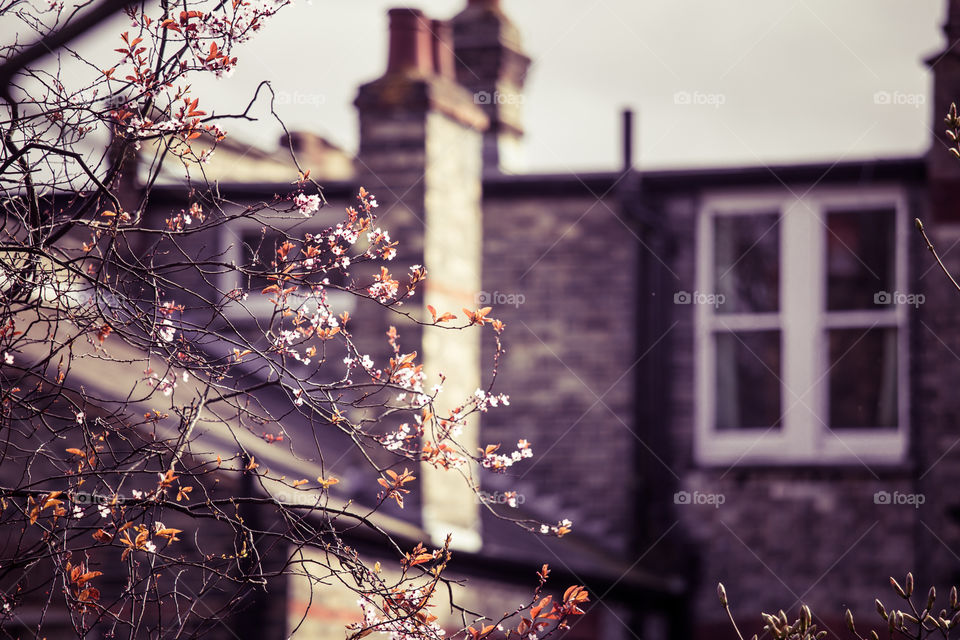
[324,1,960,637]
[38,0,960,638]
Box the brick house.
[147,0,960,637]
[290,1,960,638]
[10,0,960,639]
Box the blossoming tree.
[0,0,587,638]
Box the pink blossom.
[294,193,321,216]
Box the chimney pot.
[387,8,434,76]
[431,19,456,80]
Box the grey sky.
[86,1,947,173]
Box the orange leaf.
[78,586,100,602]
[155,528,182,541]
[92,529,113,543]
[76,571,102,585]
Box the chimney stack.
[355,7,488,553]
[386,8,433,76]
[452,0,531,174]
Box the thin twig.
[916,217,960,293]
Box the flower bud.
[950,586,957,609]
[905,573,914,597]
[762,613,780,634]
[891,577,906,598]
[845,609,855,632]
[876,599,887,619]
[928,586,937,611]
[717,583,728,607]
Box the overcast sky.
[83,1,946,173]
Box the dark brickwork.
[480,191,639,553]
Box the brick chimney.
[927,0,960,222]
[354,7,488,552]
[386,8,433,76]
[451,0,531,174]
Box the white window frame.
[219,214,354,319]
[694,185,909,466]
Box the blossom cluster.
[480,439,532,472]
[165,202,204,231]
[473,387,510,412]
[354,595,446,640]
[539,519,574,537]
[155,301,183,344]
[294,193,321,216]
[368,267,399,303]
[379,422,421,453]
[143,369,177,397]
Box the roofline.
[639,155,926,191]
[144,156,926,204]
[479,156,926,197]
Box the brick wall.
[480,190,639,552]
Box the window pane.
[828,328,897,429]
[714,214,779,314]
[715,331,782,430]
[826,208,895,310]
